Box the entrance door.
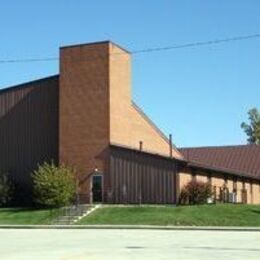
[92,175,103,203]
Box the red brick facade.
[59,41,182,202]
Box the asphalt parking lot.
[0,229,259,259]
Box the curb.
[0,225,260,231]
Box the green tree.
[32,162,76,207]
[0,174,13,206]
[241,108,260,145]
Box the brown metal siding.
[108,146,177,204]
[0,76,59,204]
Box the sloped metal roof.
[180,145,260,178]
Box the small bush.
[179,180,213,205]
[32,162,76,207]
[0,173,13,206]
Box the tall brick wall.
[109,43,182,159]
[108,43,132,146]
[59,42,110,200]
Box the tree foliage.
[179,180,212,205]
[0,174,13,206]
[32,162,76,207]
[241,108,260,145]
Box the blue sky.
[0,1,259,147]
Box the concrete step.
[53,205,95,225]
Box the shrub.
[0,173,13,206]
[179,180,213,205]
[32,162,76,207]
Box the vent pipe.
[169,134,173,158]
[139,141,143,151]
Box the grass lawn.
[0,208,58,225]
[78,204,260,226]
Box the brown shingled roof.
[179,144,260,179]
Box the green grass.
[78,204,260,226]
[0,208,59,225]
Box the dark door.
[92,175,103,203]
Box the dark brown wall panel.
[0,76,59,204]
[109,146,177,204]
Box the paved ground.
[0,229,260,259]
